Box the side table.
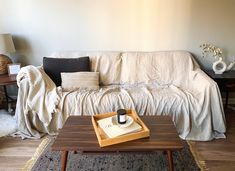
[0,74,17,112]
[204,70,235,108]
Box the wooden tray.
[91,109,150,147]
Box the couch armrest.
[189,68,217,92]
[16,65,59,123]
[15,65,61,138]
[17,65,53,87]
[187,68,226,135]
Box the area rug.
[23,137,203,171]
[0,109,17,137]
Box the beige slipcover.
[15,51,226,140]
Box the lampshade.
[0,34,15,74]
[0,34,15,54]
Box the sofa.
[15,51,226,141]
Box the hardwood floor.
[191,109,235,171]
[0,136,43,171]
[0,110,234,171]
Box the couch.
[15,51,226,140]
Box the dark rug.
[28,138,200,171]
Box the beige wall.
[0,0,235,69]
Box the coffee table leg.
[167,150,173,171]
[61,151,68,171]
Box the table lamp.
[0,34,15,74]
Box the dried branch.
[200,44,223,59]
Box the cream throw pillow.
[61,72,99,91]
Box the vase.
[212,57,227,74]
[226,62,235,71]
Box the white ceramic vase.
[212,57,227,74]
[226,61,235,71]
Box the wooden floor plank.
[0,136,43,170]
[192,109,235,170]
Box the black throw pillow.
[43,56,90,86]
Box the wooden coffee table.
[52,116,183,171]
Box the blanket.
[14,66,61,139]
[61,75,226,141]
[14,65,226,141]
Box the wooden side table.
[0,74,17,111]
[204,70,235,108]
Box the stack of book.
[92,110,150,147]
[97,116,142,138]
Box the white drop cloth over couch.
[15,51,226,140]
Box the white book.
[97,116,142,138]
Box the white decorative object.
[212,57,227,74]
[226,61,235,71]
[200,44,235,74]
[7,63,21,76]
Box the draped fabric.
[15,51,226,140]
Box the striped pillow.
[61,72,99,91]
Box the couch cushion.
[43,56,90,86]
[50,51,199,88]
[49,52,122,85]
[61,72,99,91]
[120,51,198,87]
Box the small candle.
[117,109,127,124]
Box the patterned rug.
[23,137,202,171]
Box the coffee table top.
[52,116,183,152]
